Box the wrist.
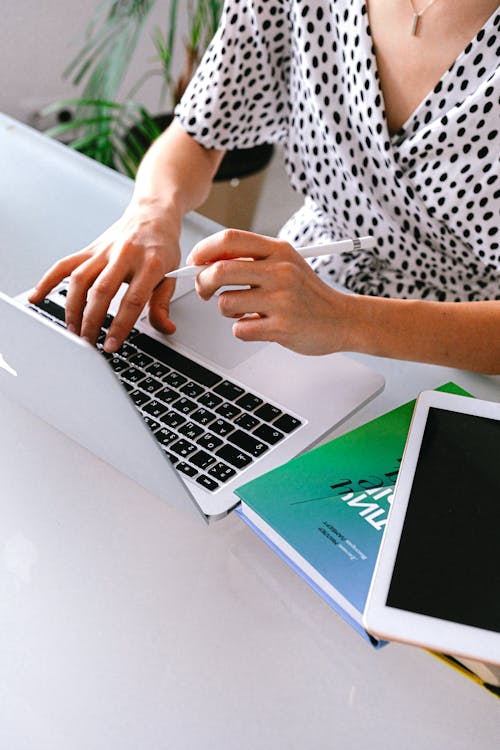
[339,292,390,356]
[129,191,183,230]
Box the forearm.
[344,295,500,374]
[131,119,225,226]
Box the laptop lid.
[0,292,206,518]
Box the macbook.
[0,114,384,520]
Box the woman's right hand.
[28,198,182,353]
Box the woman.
[30,0,500,372]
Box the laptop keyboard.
[30,296,303,493]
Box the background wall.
[1,0,184,126]
[1,0,301,236]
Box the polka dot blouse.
[176,1,500,301]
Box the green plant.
[47,0,223,176]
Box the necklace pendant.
[410,12,420,36]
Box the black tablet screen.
[386,407,500,633]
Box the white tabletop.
[1,114,499,749]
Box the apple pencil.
[164,235,376,279]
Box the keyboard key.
[227,429,269,457]
[191,408,216,427]
[115,342,136,359]
[121,366,145,384]
[127,327,140,342]
[255,403,282,422]
[172,397,198,415]
[110,356,128,373]
[161,411,187,430]
[154,428,178,447]
[170,439,198,458]
[196,475,219,491]
[145,361,170,379]
[235,393,264,411]
[216,402,242,420]
[213,380,245,401]
[216,444,252,469]
[180,381,204,399]
[210,418,235,437]
[156,387,179,405]
[179,421,204,440]
[129,389,151,408]
[142,399,168,419]
[234,413,260,431]
[140,376,163,394]
[142,415,161,432]
[176,462,198,478]
[198,391,223,409]
[33,298,66,323]
[208,462,236,483]
[166,371,188,389]
[190,450,217,471]
[133,334,222,387]
[197,432,223,452]
[253,424,285,445]
[274,414,302,433]
[129,351,154,369]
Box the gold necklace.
[408,0,441,36]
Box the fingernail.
[67,324,76,334]
[104,337,119,353]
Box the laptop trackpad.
[166,290,266,369]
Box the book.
[430,653,500,699]
[235,382,470,647]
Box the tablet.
[363,389,500,666]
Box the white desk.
[1,114,499,749]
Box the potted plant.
[46,0,273,227]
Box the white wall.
[1,0,184,124]
[1,1,301,236]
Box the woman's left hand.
[188,229,353,356]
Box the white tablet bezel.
[363,389,500,666]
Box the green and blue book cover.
[235,382,470,647]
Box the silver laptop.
[0,115,384,521]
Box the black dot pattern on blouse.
[176,1,500,302]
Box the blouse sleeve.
[175,0,291,150]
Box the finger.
[78,261,127,344]
[28,250,92,303]
[187,228,287,266]
[232,314,271,342]
[103,272,157,352]
[195,258,271,301]
[149,278,177,334]
[216,288,271,319]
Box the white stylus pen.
[164,235,376,279]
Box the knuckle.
[124,290,145,310]
[217,292,232,316]
[278,240,295,255]
[220,228,241,245]
[91,278,113,297]
[143,253,164,276]
[212,260,230,284]
[278,260,296,281]
[69,267,88,285]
